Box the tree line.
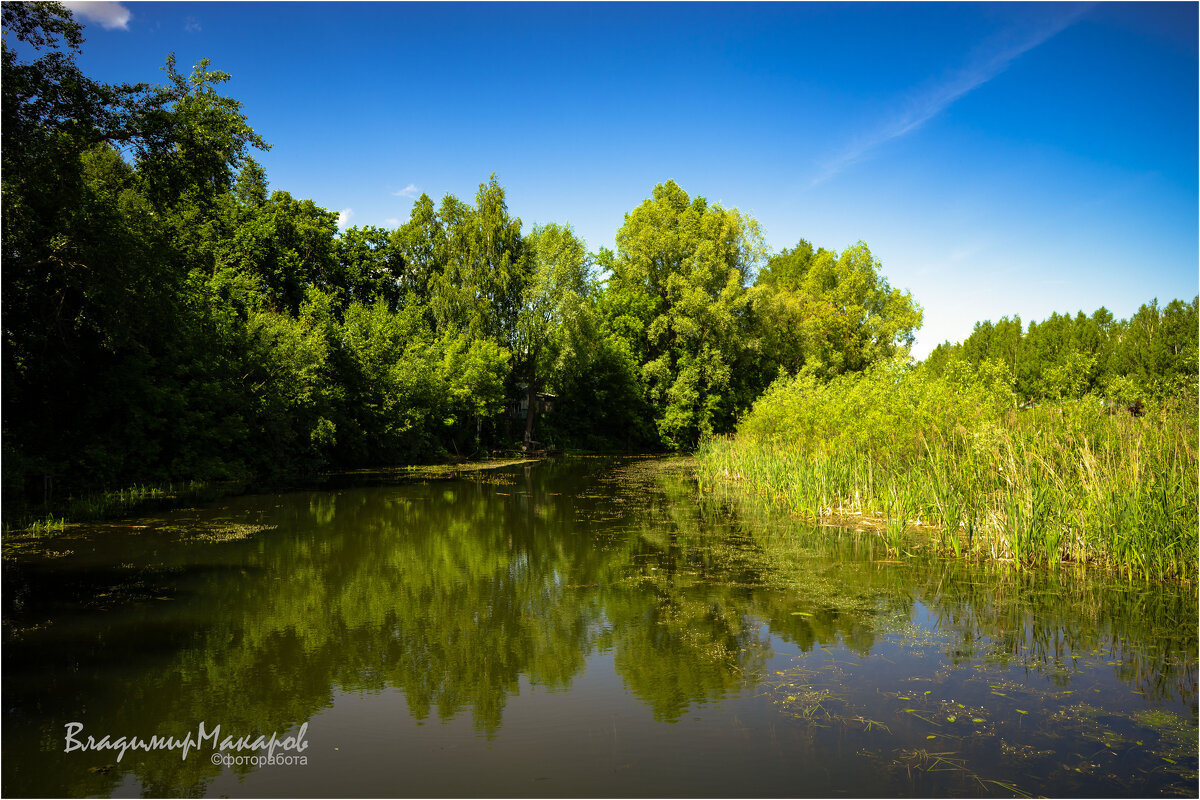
[2,3,924,511]
[922,299,1198,404]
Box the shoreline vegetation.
[696,360,1198,583]
[2,454,565,537]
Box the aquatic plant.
[696,361,1199,581]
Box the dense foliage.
[922,299,1199,403]
[2,4,923,516]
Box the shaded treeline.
[2,3,922,518]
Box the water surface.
[3,456,1196,797]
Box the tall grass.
[696,360,1198,581]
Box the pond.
[3,456,1196,797]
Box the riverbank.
[2,455,557,537]
[695,368,1198,582]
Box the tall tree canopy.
[607,180,766,448]
[749,240,923,382]
[515,222,589,445]
[428,176,529,346]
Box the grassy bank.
[696,362,1198,581]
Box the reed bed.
[696,364,1198,582]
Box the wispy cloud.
[62,1,132,30]
[184,16,202,33]
[337,208,354,229]
[812,6,1090,186]
[384,218,401,228]
[392,184,421,199]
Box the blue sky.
[59,1,1198,358]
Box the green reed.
[4,479,225,534]
[696,367,1198,582]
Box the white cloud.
[62,1,132,30]
[184,17,202,33]
[337,208,354,229]
[392,184,421,199]
[812,6,1090,186]
[384,218,401,228]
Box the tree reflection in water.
[3,456,1195,796]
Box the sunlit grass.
[696,366,1198,582]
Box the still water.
[3,456,1196,797]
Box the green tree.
[334,225,407,310]
[785,242,921,379]
[2,3,157,494]
[1109,298,1200,399]
[392,192,447,313]
[544,292,657,450]
[514,223,588,446]
[132,53,268,212]
[429,176,528,346]
[239,289,337,472]
[923,299,1198,404]
[752,238,828,291]
[746,240,922,405]
[333,299,440,462]
[439,333,511,454]
[609,180,766,448]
